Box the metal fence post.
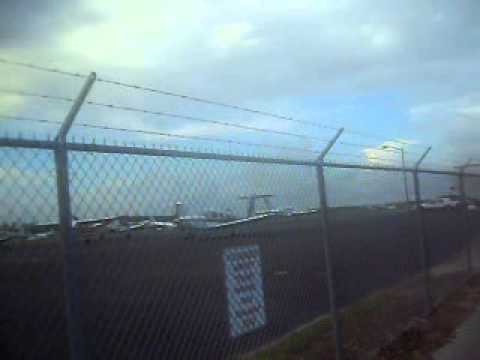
[317,128,344,360]
[55,72,96,360]
[458,168,472,275]
[413,147,432,316]
[457,160,480,274]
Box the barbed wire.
[327,151,399,163]
[0,57,339,131]
[339,140,389,149]
[95,79,426,149]
[0,87,448,165]
[0,114,324,155]
[0,90,360,150]
[0,87,433,161]
[1,88,459,167]
[0,113,408,164]
[0,89,74,103]
[421,161,459,170]
[86,100,336,143]
[0,58,87,79]
[0,57,427,148]
[0,114,62,126]
[337,140,425,157]
[427,155,479,167]
[3,113,464,171]
[339,141,442,160]
[96,78,342,132]
[85,100,435,159]
[0,88,334,142]
[341,128,426,148]
[374,147,465,166]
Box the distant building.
[175,202,184,219]
[239,194,274,217]
[29,222,59,234]
[203,210,237,222]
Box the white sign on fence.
[223,244,266,338]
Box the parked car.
[467,200,479,211]
[420,200,445,210]
[421,195,462,210]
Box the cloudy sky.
[1,0,480,168]
[1,0,480,223]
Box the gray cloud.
[3,0,480,225]
[137,0,480,105]
[2,1,479,101]
[409,93,480,165]
[0,0,100,46]
[1,0,480,163]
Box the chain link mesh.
[67,150,329,359]
[1,141,479,359]
[0,147,68,360]
[1,57,478,359]
[325,167,423,358]
[465,175,480,271]
[418,173,470,306]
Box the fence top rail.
[0,137,478,177]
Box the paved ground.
[1,208,479,360]
[434,304,480,360]
[433,239,480,360]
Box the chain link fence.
[1,57,480,360]
[419,173,470,307]
[0,147,68,360]
[325,168,424,358]
[1,139,478,360]
[68,150,324,359]
[465,175,480,270]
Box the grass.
[248,272,480,359]
[250,316,334,360]
[377,273,480,359]
[247,248,478,360]
[248,276,426,360]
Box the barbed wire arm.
[318,128,344,163]
[415,147,432,170]
[56,73,96,143]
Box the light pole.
[381,144,410,204]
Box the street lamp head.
[380,144,402,152]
